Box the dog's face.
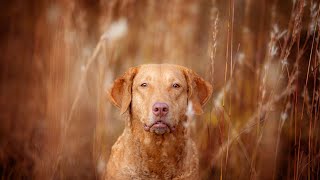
[109,64,212,135]
[131,65,189,135]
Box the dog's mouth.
[144,121,175,135]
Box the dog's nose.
[152,102,169,117]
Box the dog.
[106,64,212,179]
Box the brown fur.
[106,64,212,179]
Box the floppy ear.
[182,67,213,115]
[108,67,138,114]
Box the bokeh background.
[0,0,319,179]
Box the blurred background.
[0,0,319,179]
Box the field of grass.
[0,0,319,179]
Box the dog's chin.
[144,121,175,135]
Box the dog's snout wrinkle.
[152,102,169,117]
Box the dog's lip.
[151,121,169,128]
[144,121,176,132]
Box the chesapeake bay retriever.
[106,64,212,179]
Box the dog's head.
[109,64,212,135]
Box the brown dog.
[106,64,212,179]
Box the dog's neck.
[126,115,189,177]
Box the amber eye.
[172,83,181,88]
[140,83,148,87]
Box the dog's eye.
[140,83,148,87]
[172,83,181,88]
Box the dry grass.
[0,0,319,179]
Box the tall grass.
[0,0,319,179]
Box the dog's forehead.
[135,64,185,82]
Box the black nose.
[152,102,169,117]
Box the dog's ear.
[108,67,138,114]
[181,67,213,115]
